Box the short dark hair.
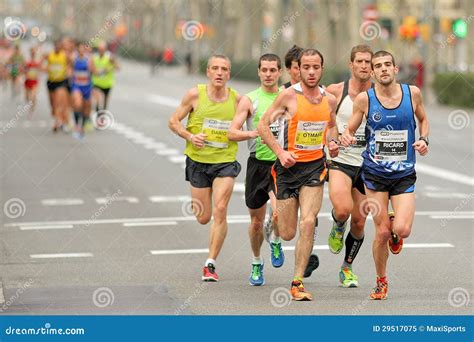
[259,53,281,69]
[284,45,303,69]
[350,45,373,62]
[371,50,396,69]
[298,48,324,67]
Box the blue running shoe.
[270,241,285,268]
[249,263,265,286]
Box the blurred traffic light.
[399,16,419,41]
[452,18,468,38]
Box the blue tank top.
[73,56,91,87]
[363,84,416,178]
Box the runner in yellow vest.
[169,55,241,282]
[92,41,118,114]
[43,40,71,132]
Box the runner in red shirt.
[24,47,40,118]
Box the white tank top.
[328,80,366,166]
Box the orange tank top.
[280,85,331,162]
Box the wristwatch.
[419,136,429,146]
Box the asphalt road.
[0,57,472,315]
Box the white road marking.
[150,243,454,255]
[20,224,73,230]
[149,196,190,203]
[155,149,180,156]
[6,211,472,228]
[423,192,473,199]
[151,248,209,255]
[41,199,84,206]
[430,215,474,220]
[401,243,454,248]
[233,182,245,192]
[416,163,474,186]
[424,185,442,191]
[95,197,139,204]
[123,221,178,227]
[30,253,93,259]
[168,155,186,164]
[144,142,167,150]
[147,94,181,108]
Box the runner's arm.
[168,88,204,147]
[342,92,367,147]
[89,58,97,75]
[110,56,119,71]
[326,92,339,158]
[227,96,258,141]
[258,89,297,167]
[325,82,343,103]
[228,96,257,141]
[258,90,290,157]
[40,54,48,72]
[410,86,429,156]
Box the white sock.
[205,258,216,267]
[252,256,263,265]
[270,232,280,243]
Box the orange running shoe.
[387,211,403,254]
[370,277,388,300]
[290,280,313,301]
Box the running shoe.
[290,280,313,301]
[83,119,94,133]
[61,123,71,133]
[370,277,388,300]
[270,241,284,268]
[387,211,403,254]
[249,263,265,286]
[339,266,359,288]
[328,220,347,254]
[303,254,320,278]
[202,263,219,282]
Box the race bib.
[26,68,38,80]
[353,131,366,148]
[74,71,90,85]
[260,121,280,146]
[340,123,366,151]
[49,63,63,77]
[294,121,326,150]
[96,67,107,77]
[374,130,408,161]
[202,118,231,148]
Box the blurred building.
[2,0,472,73]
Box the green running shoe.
[328,220,347,254]
[339,266,359,288]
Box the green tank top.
[184,84,238,164]
[92,53,114,88]
[246,87,280,161]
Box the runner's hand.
[190,133,207,148]
[341,132,356,147]
[413,140,428,156]
[249,130,259,139]
[328,140,339,158]
[278,150,297,168]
